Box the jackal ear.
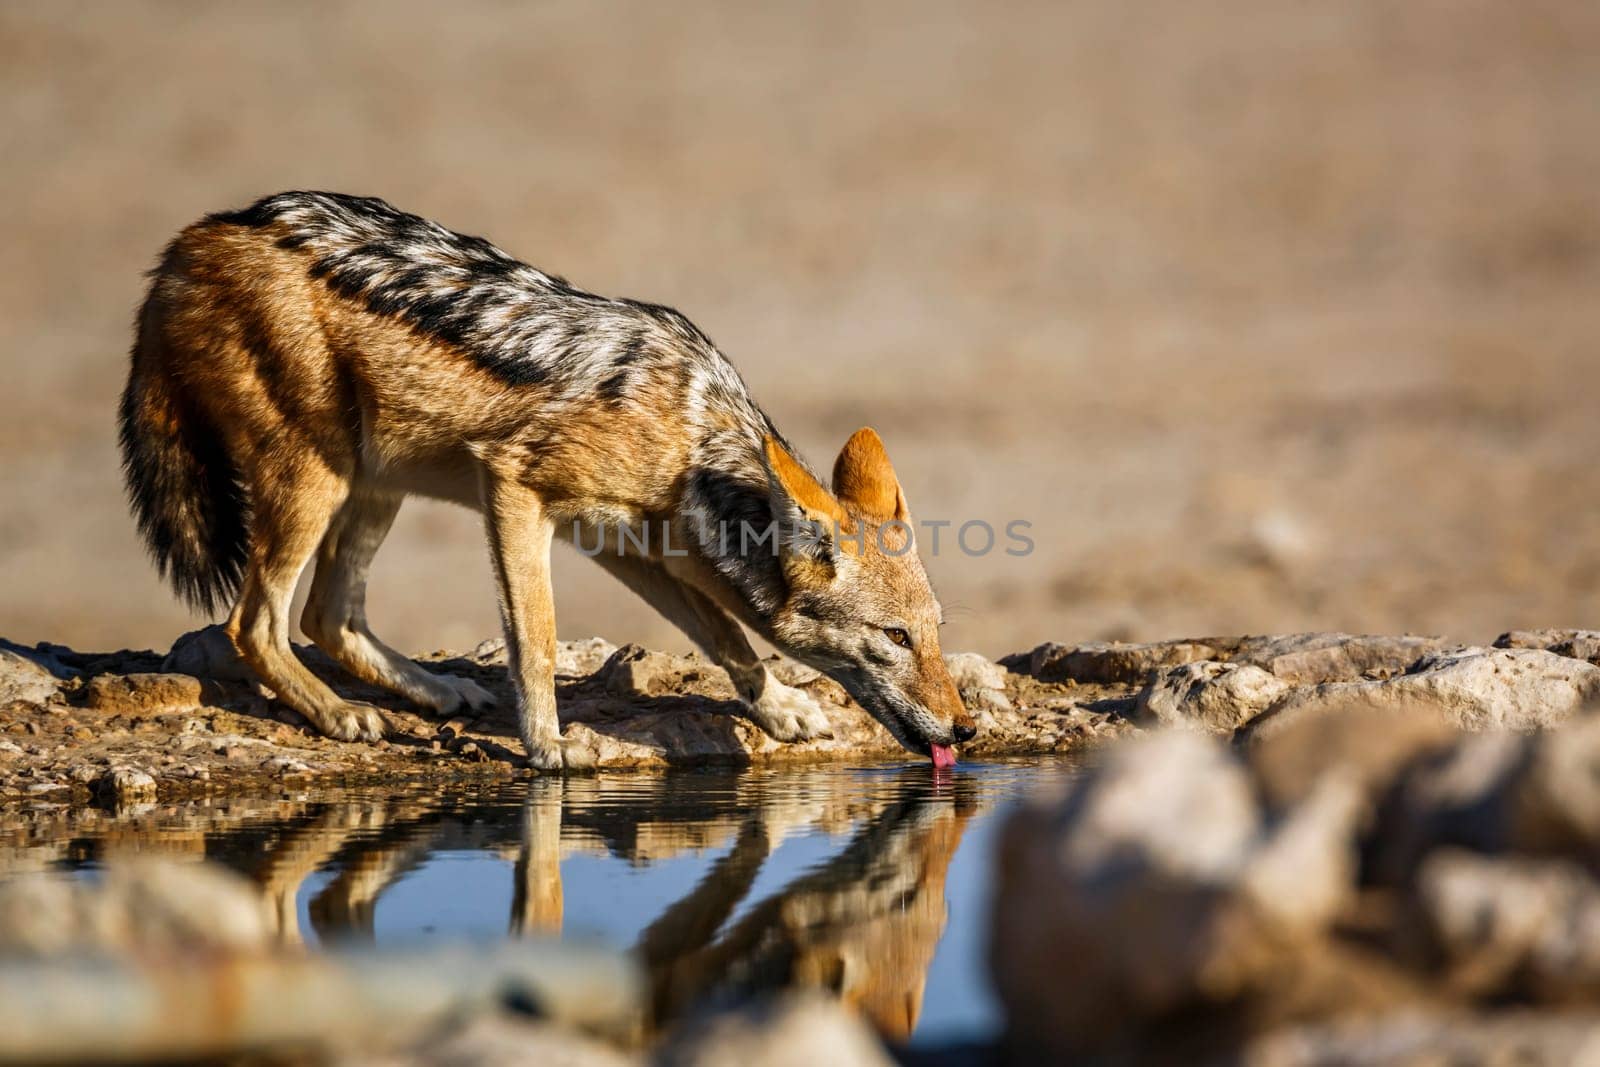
[762,435,849,556]
[832,427,910,523]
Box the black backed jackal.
[120,192,975,770]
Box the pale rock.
[1496,629,1600,664]
[162,624,254,682]
[1240,771,1364,932]
[0,648,62,706]
[356,1013,639,1067]
[66,763,101,784]
[1375,717,1600,876]
[989,731,1360,1056]
[1369,732,1529,883]
[945,651,1013,716]
[1135,661,1290,732]
[472,636,507,661]
[1247,703,1457,810]
[0,858,272,956]
[1245,648,1600,741]
[94,766,158,803]
[0,639,81,680]
[1231,633,1450,684]
[944,652,1007,693]
[557,637,619,677]
[766,657,822,687]
[1419,850,1600,1000]
[597,646,733,701]
[1239,1014,1600,1067]
[656,993,894,1067]
[1014,639,1220,684]
[1511,715,1600,853]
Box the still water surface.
[24,759,1077,1048]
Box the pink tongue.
[930,743,957,769]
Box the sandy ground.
[1,1,1597,661]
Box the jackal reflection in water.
[4,769,985,1043]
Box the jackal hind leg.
[592,554,833,743]
[482,468,596,772]
[302,489,496,717]
[227,464,388,741]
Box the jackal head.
[761,428,976,766]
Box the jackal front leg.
[592,554,832,743]
[481,468,596,772]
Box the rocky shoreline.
[2,627,1598,805]
[3,626,1600,1063]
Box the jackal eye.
[883,627,913,649]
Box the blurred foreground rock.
[0,859,894,1066]
[353,994,900,1067]
[1246,647,1600,738]
[0,859,646,1063]
[357,1015,639,1067]
[0,857,272,957]
[657,994,895,1067]
[363,999,896,1067]
[990,693,1600,1063]
[1237,1014,1600,1067]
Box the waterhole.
[9,758,1080,1048]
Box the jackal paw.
[748,681,833,743]
[319,701,389,742]
[523,732,599,774]
[429,674,498,717]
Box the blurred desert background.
[1,0,1597,660]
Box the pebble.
[67,764,101,784]
[95,767,158,803]
[473,637,507,659]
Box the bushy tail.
[118,298,249,616]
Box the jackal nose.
[953,722,976,743]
